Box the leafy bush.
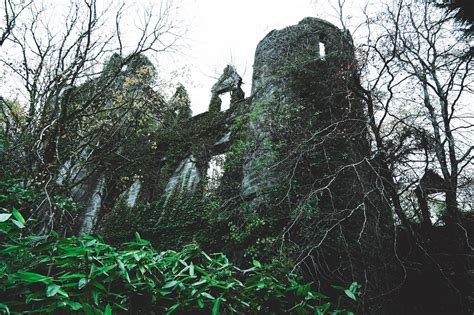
[0,211,359,314]
[0,176,80,234]
[0,176,359,314]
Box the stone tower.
[242,17,361,199]
[240,18,396,312]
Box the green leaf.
[59,273,85,280]
[201,292,215,300]
[322,302,331,311]
[11,219,24,229]
[202,251,213,261]
[78,278,88,289]
[197,299,205,309]
[0,303,10,315]
[192,279,207,286]
[344,289,357,301]
[253,259,262,268]
[189,262,195,277]
[14,271,50,283]
[12,208,25,224]
[0,213,11,222]
[212,298,221,315]
[166,303,180,314]
[135,232,142,242]
[105,304,112,315]
[349,282,359,291]
[162,280,178,289]
[46,284,61,297]
[91,280,106,291]
[57,289,69,298]
[66,301,82,311]
[92,290,99,305]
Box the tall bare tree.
[353,0,473,226]
[0,0,184,232]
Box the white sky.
[160,0,344,115]
[0,0,360,114]
[4,0,467,118]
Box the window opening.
[319,41,326,59]
[206,154,226,190]
[220,93,231,111]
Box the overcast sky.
[0,0,361,114]
[161,0,345,114]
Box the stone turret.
[238,18,395,312]
[241,17,357,199]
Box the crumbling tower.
[242,17,362,199]
[240,18,396,312]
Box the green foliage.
[0,212,358,314]
[0,176,80,234]
[224,111,254,174]
[0,177,359,313]
[103,193,221,251]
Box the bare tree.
[353,0,473,226]
[0,0,184,233]
[0,0,31,46]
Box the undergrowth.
[0,179,359,314]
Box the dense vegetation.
[0,178,358,314]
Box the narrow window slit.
[319,41,326,59]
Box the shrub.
[0,177,359,314]
[0,212,358,314]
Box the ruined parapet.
[209,65,244,113]
[162,66,244,194]
[241,17,358,199]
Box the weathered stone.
[241,17,355,199]
[80,176,105,234]
[214,132,231,146]
[126,179,142,208]
[163,155,201,203]
[211,65,242,95]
